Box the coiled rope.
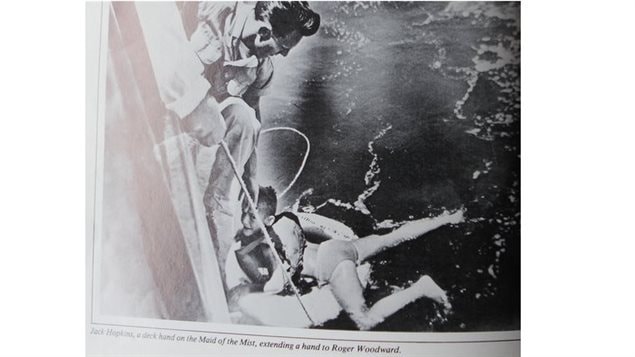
[260,127,310,198]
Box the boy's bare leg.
[328,261,450,330]
[409,275,452,311]
[354,209,464,262]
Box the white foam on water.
[375,219,402,229]
[364,125,391,185]
[465,128,481,136]
[298,126,396,229]
[487,264,497,279]
[442,2,519,24]
[418,3,519,140]
[290,188,315,212]
[354,180,380,215]
[316,198,353,211]
[473,42,519,72]
[453,69,479,120]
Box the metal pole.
[219,140,315,325]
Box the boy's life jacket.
[233,212,316,285]
[233,228,276,285]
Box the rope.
[261,127,310,198]
[219,140,315,325]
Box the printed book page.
[86,2,520,355]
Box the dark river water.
[258,2,520,332]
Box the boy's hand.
[444,208,465,225]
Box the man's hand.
[181,95,226,147]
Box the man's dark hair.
[255,1,320,38]
[257,186,278,218]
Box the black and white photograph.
[92,1,520,334]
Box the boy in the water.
[226,187,465,329]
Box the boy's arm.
[393,208,465,240]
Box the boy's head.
[241,186,278,235]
